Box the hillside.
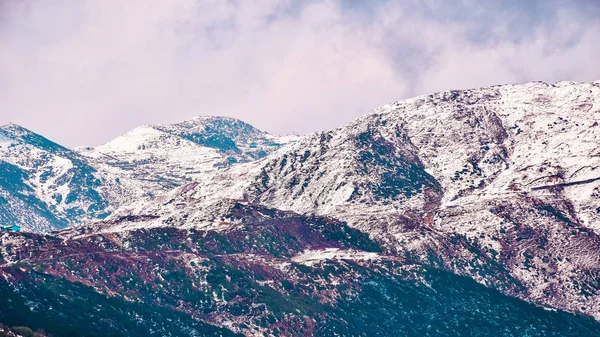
[2,202,600,336]
[0,117,294,232]
[106,81,600,319]
[2,80,600,335]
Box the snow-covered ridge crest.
[78,115,299,184]
[0,116,297,232]
[115,80,600,230]
[105,80,600,320]
[4,80,600,322]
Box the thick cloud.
[0,0,598,146]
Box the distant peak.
[172,115,267,136]
[0,123,68,152]
[189,115,238,121]
[186,115,254,127]
[0,122,34,136]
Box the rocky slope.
[2,80,600,335]
[0,123,120,232]
[2,202,600,336]
[106,81,600,320]
[77,116,296,190]
[0,117,294,232]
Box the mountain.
[2,202,600,336]
[106,81,600,320]
[2,80,600,335]
[0,117,294,232]
[77,116,296,189]
[0,123,120,232]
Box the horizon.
[1,0,599,147]
[3,2,600,334]
[2,78,600,147]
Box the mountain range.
[1,80,600,336]
[0,117,295,232]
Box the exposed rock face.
[2,80,600,335]
[0,117,294,232]
[2,202,600,336]
[108,81,600,320]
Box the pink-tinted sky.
[1,0,599,146]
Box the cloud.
[0,0,598,146]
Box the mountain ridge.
[0,116,297,232]
[2,200,600,336]
[2,80,600,335]
[95,80,600,320]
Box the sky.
[0,0,599,147]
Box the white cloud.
[0,0,598,146]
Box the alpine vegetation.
[2,81,600,336]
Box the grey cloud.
[0,0,598,146]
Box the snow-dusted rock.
[0,117,296,232]
[4,80,600,323]
[106,80,600,319]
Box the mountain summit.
[1,81,600,336]
[0,117,296,232]
[100,80,600,320]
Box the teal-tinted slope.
[155,116,279,159]
[0,161,67,229]
[0,124,111,231]
[0,273,242,337]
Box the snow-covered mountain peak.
[132,80,600,218]
[0,123,72,156]
[5,80,600,329]
[78,116,297,185]
[0,122,25,133]
[98,80,600,320]
[0,117,299,233]
[0,123,121,232]
[0,123,29,141]
[183,115,267,135]
[87,125,178,154]
[0,123,40,140]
